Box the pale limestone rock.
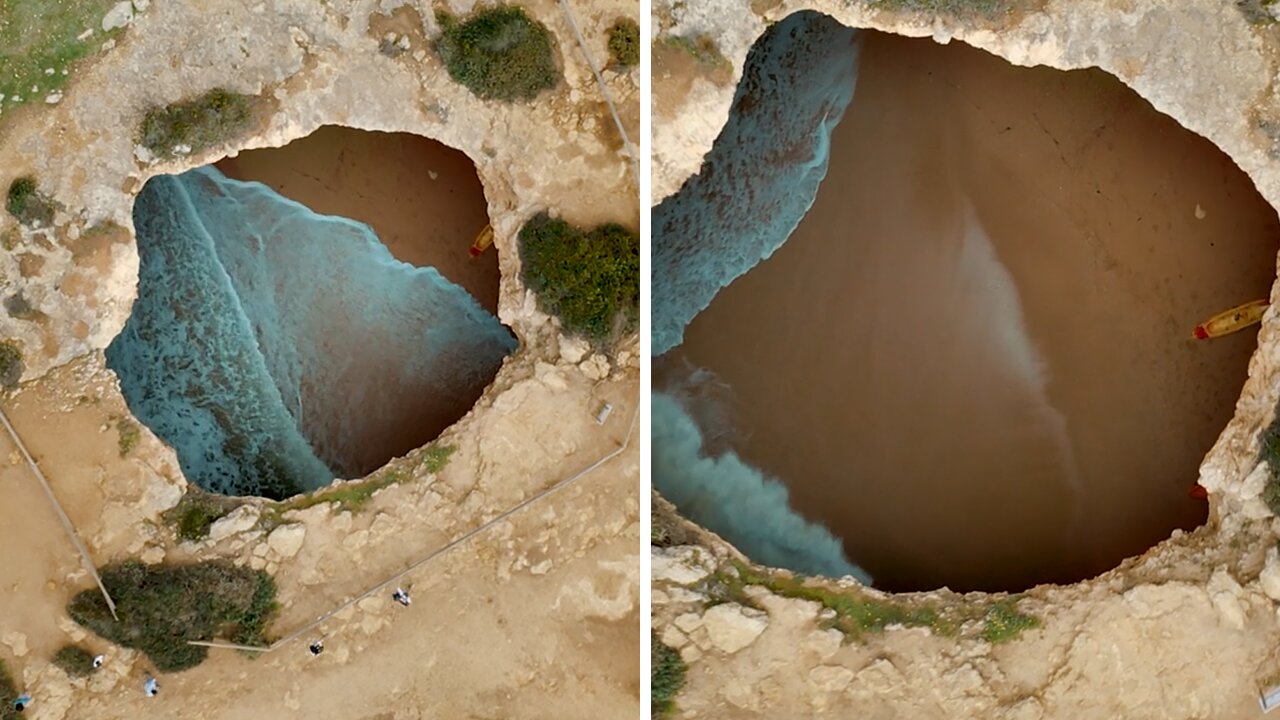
[559,335,590,364]
[661,625,688,649]
[101,2,134,31]
[1007,698,1045,720]
[267,523,307,559]
[652,546,713,585]
[673,612,703,634]
[1209,570,1247,630]
[702,603,768,654]
[1262,547,1280,602]
[139,545,165,564]
[808,665,854,693]
[207,505,259,541]
[679,644,703,663]
[579,354,610,381]
[2,631,28,657]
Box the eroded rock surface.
[652,1,1280,718]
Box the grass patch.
[138,88,259,159]
[435,5,560,102]
[420,443,456,474]
[518,213,640,343]
[51,645,97,678]
[982,599,1039,643]
[7,176,58,228]
[651,633,686,718]
[608,18,639,68]
[657,35,732,73]
[0,0,123,112]
[260,468,409,529]
[0,659,17,720]
[164,492,237,543]
[68,560,277,672]
[870,0,1026,16]
[0,340,22,390]
[708,562,950,638]
[115,417,140,457]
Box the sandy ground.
[215,126,501,315]
[675,30,1280,592]
[0,357,640,719]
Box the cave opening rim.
[105,125,524,502]
[652,15,1280,596]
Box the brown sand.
[215,125,500,314]
[675,31,1280,592]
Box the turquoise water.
[107,166,515,499]
[651,13,870,581]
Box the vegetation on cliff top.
[68,560,278,672]
[651,633,687,718]
[608,18,639,68]
[51,645,98,678]
[518,213,640,343]
[435,5,560,101]
[138,88,259,159]
[0,0,125,114]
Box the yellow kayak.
[1192,298,1270,339]
[469,224,495,257]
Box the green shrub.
[982,599,1039,643]
[67,560,278,672]
[871,0,1023,15]
[6,176,57,227]
[138,89,258,159]
[421,443,456,474]
[435,5,560,101]
[115,417,141,457]
[0,340,22,390]
[658,35,731,73]
[518,213,640,343]
[607,19,639,68]
[651,634,686,718]
[51,645,97,678]
[1261,423,1280,516]
[0,659,17,720]
[1237,0,1280,24]
[165,492,236,542]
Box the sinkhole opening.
[107,126,516,500]
[652,13,1280,593]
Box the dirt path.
[0,357,640,719]
[676,30,1280,592]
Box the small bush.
[651,634,686,718]
[1261,424,1280,516]
[657,35,731,73]
[51,645,97,678]
[421,443,456,474]
[67,560,278,672]
[871,0,1024,16]
[608,19,639,68]
[0,341,23,390]
[165,492,236,542]
[115,418,141,457]
[0,659,17,720]
[435,5,560,101]
[982,599,1039,643]
[138,89,258,159]
[518,213,640,343]
[6,176,57,227]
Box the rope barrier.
[558,0,638,175]
[191,404,638,654]
[0,407,118,619]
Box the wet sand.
[216,126,500,314]
[674,31,1280,592]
